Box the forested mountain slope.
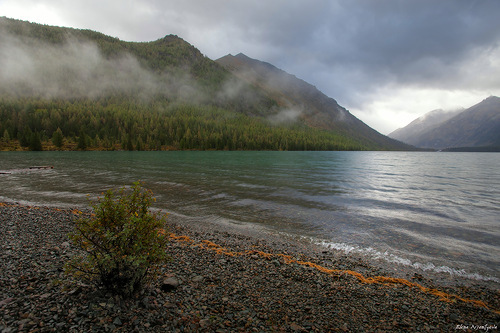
[0,17,410,151]
[216,53,410,150]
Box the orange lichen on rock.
[168,232,500,315]
[170,235,193,242]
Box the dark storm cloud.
[254,0,500,105]
[5,0,499,91]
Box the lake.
[1,151,499,283]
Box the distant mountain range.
[389,96,500,151]
[389,108,464,146]
[0,17,410,151]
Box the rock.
[113,317,122,326]
[61,241,70,248]
[412,273,424,281]
[290,323,304,331]
[67,287,82,295]
[303,322,313,328]
[192,275,204,283]
[161,277,179,292]
[141,297,150,309]
[0,326,14,333]
[163,302,176,309]
[0,298,14,307]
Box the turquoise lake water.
[1,151,499,282]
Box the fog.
[0,29,278,118]
[216,74,263,108]
[268,107,303,125]
[0,29,220,104]
[419,107,464,122]
[0,29,308,125]
[0,31,169,100]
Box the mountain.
[216,53,410,150]
[0,17,271,113]
[389,96,500,150]
[0,17,410,151]
[388,108,463,146]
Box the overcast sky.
[1,0,499,134]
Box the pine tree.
[29,132,43,151]
[2,129,10,142]
[52,127,64,148]
[126,135,134,151]
[77,133,87,150]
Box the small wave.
[36,190,88,199]
[155,181,187,187]
[235,182,269,190]
[316,240,500,283]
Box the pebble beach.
[0,202,499,332]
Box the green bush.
[65,182,169,297]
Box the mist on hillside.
[419,108,464,122]
[0,30,214,103]
[268,107,303,124]
[0,24,351,131]
[216,55,357,128]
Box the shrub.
[65,182,169,297]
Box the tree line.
[0,97,369,151]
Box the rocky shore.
[1,202,499,332]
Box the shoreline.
[164,208,500,290]
[1,202,499,332]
